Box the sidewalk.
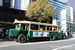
[72,33,75,38]
[0,38,14,42]
[0,38,21,47]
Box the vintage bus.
[9,19,61,43]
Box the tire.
[50,35,55,41]
[18,34,26,43]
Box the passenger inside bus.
[31,24,38,30]
[47,26,52,30]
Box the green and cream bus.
[9,19,61,43]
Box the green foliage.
[26,0,58,22]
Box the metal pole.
[38,25,40,30]
[29,23,31,30]
[46,25,47,31]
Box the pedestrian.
[70,31,73,37]
[69,31,72,38]
[63,32,65,39]
[69,31,71,38]
[0,27,3,38]
[6,29,9,39]
[2,28,6,38]
[67,31,69,38]
[61,31,64,39]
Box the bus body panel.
[9,29,20,37]
[28,31,61,38]
[9,29,28,37]
[58,33,61,38]
[49,32,58,37]
[9,29,61,39]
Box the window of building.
[32,0,36,2]
[30,0,36,3]
[5,0,9,2]
[3,0,10,7]
[0,7,3,21]
[31,24,38,30]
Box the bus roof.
[14,19,61,27]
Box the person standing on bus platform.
[16,25,19,30]
[65,31,68,39]
[67,31,70,38]
[70,31,73,37]
[61,31,64,39]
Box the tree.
[26,0,58,22]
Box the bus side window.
[40,28,43,30]
[31,24,38,30]
[40,25,46,30]
[47,26,52,30]
[21,24,25,29]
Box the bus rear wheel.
[18,34,26,43]
[50,35,55,41]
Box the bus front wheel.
[18,34,26,43]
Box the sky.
[58,0,68,2]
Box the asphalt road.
[0,38,75,50]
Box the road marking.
[0,45,8,48]
[53,44,75,50]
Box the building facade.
[65,0,75,23]
[66,6,73,23]
[0,0,52,28]
[65,0,75,32]
[50,0,66,25]
[0,0,29,28]
[0,0,3,6]
[10,0,36,10]
[10,0,52,23]
[51,0,74,32]
[0,0,74,31]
